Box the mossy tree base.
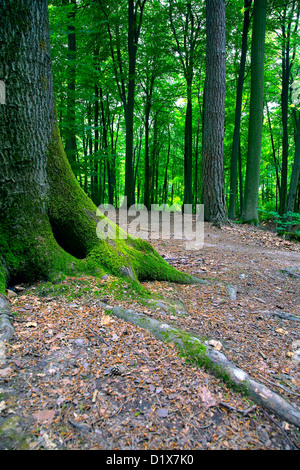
[0,122,201,295]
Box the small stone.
[292,340,300,350]
[74,338,89,347]
[0,341,6,366]
[120,265,135,279]
[6,289,17,299]
[291,349,300,363]
[205,339,222,350]
[0,314,14,341]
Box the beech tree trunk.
[202,0,227,224]
[286,113,300,213]
[0,0,194,294]
[241,0,267,224]
[63,0,78,171]
[228,0,251,220]
[184,80,193,208]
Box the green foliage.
[47,2,300,218]
[258,209,300,239]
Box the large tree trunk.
[241,0,267,224]
[202,0,227,224]
[0,0,195,294]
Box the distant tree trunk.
[228,0,251,220]
[125,0,136,207]
[99,0,147,207]
[100,87,114,205]
[64,0,78,170]
[194,114,200,211]
[184,79,193,208]
[163,127,171,204]
[241,0,267,224]
[92,80,101,206]
[169,1,201,210]
[266,101,281,202]
[202,0,227,225]
[144,100,151,210]
[238,140,244,215]
[286,113,300,213]
[125,0,147,207]
[143,74,155,210]
[279,2,296,215]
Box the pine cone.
[110,364,125,376]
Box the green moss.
[0,415,29,450]
[0,263,7,295]
[40,39,46,50]
[159,328,250,395]
[47,124,100,258]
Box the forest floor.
[0,222,300,452]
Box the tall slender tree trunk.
[143,75,155,210]
[64,0,78,170]
[163,127,171,204]
[202,0,227,225]
[286,113,300,213]
[228,0,251,220]
[92,81,101,206]
[238,140,244,215]
[279,3,295,215]
[184,80,193,208]
[266,101,281,201]
[125,0,137,207]
[241,0,267,224]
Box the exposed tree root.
[2,287,299,430]
[110,305,300,429]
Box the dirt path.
[0,223,299,450]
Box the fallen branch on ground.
[110,305,300,429]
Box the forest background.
[48,0,300,231]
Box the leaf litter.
[1,223,300,450]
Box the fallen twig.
[261,410,299,450]
[85,323,109,345]
[258,373,300,398]
[68,420,91,435]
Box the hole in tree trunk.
[50,220,87,260]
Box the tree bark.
[63,0,78,171]
[184,80,193,208]
[279,2,296,216]
[143,74,155,210]
[202,0,227,224]
[228,0,251,220]
[125,0,136,206]
[286,113,300,213]
[241,0,267,224]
